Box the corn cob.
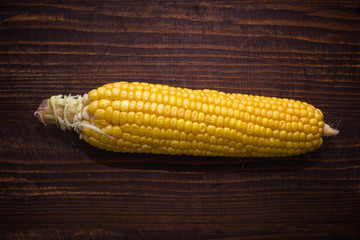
[34,82,338,157]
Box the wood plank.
[1,1,359,239]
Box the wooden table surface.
[1,1,360,239]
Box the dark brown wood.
[1,1,359,239]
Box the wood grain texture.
[1,1,359,239]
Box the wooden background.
[1,1,360,239]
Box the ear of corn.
[34,81,338,157]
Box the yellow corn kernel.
[214,128,223,138]
[112,100,121,110]
[105,107,113,123]
[130,124,140,135]
[98,99,112,109]
[120,100,130,112]
[129,101,137,112]
[112,126,122,138]
[87,100,98,115]
[123,133,132,141]
[88,89,98,101]
[94,109,105,119]
[120,124,131,133]
[184,121,192,133]
[156,116,165,128]
[119,112,127,125]
[172,130,180,139]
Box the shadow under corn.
[83,144,316,173]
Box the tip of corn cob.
[34,94,87,130]
[323,124,339,137]
[34,99,49,126]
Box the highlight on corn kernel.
[34,81,339,157]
